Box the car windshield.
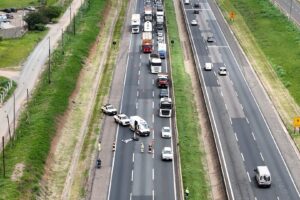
[107,105,113,109]
[164,149,171,154]
[163,127,170,132]
[120,115,127,120]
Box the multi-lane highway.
[107,0,178,199]
[182,0,300,199]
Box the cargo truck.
[149,53,162,73]
[156,73,169,88]
[131,14,141,33]
[158,43,166,59]
[144,6,153,21]
[142,32,153,53]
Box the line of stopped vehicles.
[100,0,272,188]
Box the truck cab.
[156,73,169,88]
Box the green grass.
[0,0,61,8]
[0,0,106,199]
[221,0,300,105]
[0,32,46,68]
[165,0,209,199]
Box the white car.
[161,147,173,161]
[101,104,117,115]
[191,19,197,26]
[219,66,227,76]
[114,114,130,126]
[161,127,171,138]
[204,62,213,71]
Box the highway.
[182,0,300,199]
[107,0,178,199]
[272,0,300,26]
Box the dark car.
[156,23,164,31]
[159,89,169,98]
[194,2,200,8]
[194,10,199,14]
[96,159,101,168]
[207,36,216,43]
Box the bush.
[25,12,48,30]
[24,6,62,31]
[41,6,62,22]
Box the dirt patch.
[11,163,25,182]
[172,0,226,199]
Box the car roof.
[257,166,271,176]
[118,114,127,117]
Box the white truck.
[156,15,164,25]
[149,54,162,73]
[158,43,166,59]
[129,116,150,136]
[144,6,153,21]
[144,21,152,32]
[159,97,172,117]
[131,14,141,33]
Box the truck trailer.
[131,14,141,33]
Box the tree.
[41,6,62,22]
[24,12,48,30]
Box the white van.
[254,166,272,187]
[129,116,150,136]
[205,62,213,71]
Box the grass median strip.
[0,0,106,199]
[165,0,209,199]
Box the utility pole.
[62,28,64,55]
[48,37,51,84]
[13,93,16,140]
[73,14,76,35]
[2,136,5,178]
[289,0,293,19]
[6,115,11,141]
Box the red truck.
[156,73,169,88]
[142,32,152,53]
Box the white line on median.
[247,171,251,182]
[241,153,245,161]
[152,168,155,180]
[234,132,238,142]
[260,152,264,161]
[251,132,256,141]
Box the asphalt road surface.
[273,0,300,26]
[182,0,300,199]
[107,0,178,200]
